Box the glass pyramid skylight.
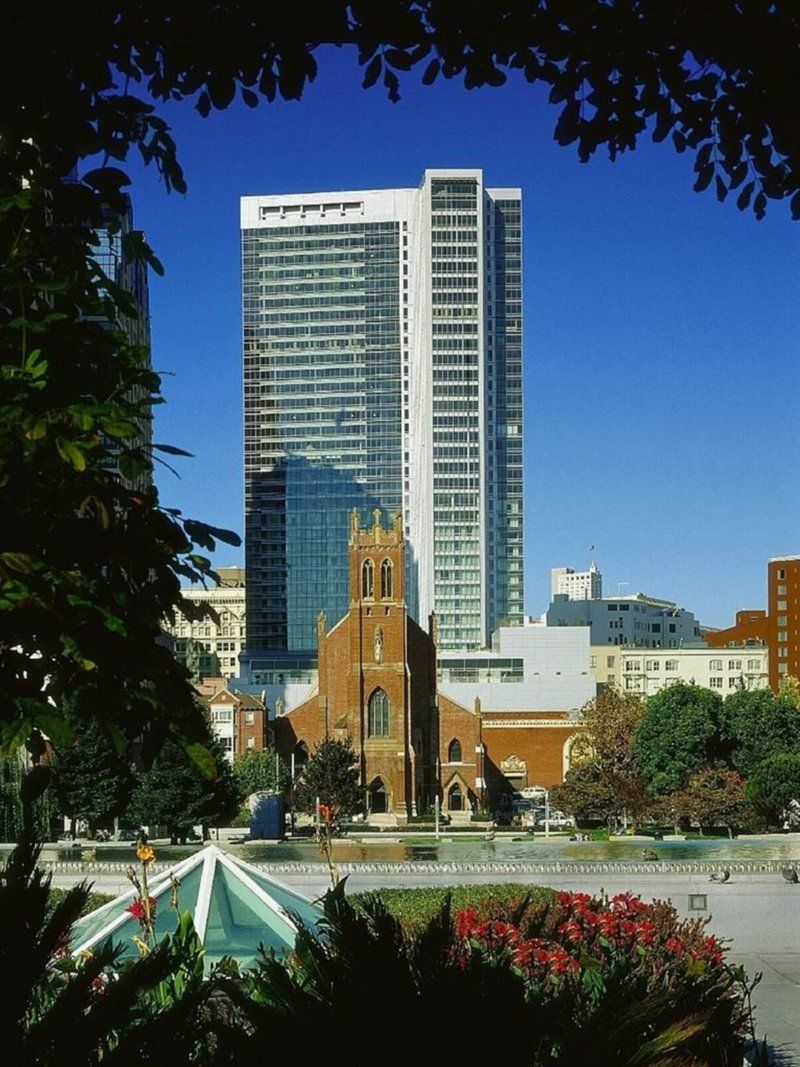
[69,845,323,973]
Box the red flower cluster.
[455,889,728,993]
[126,896,156,924]
[454,908,579,979]
[665,933,724,967]
[556,892,661,950]
[318,803,340,825]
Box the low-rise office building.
[591,645,769,695]
[545,592,704,649]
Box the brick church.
[275,511,580,820]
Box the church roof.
[69,846,322,973]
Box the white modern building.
[591,645,769,695]
[240,169,523,665]
[438,626,596,712]
[551,562,602,601]
[544,591,704,648]
[165,567,246,679]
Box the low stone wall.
[43,859,797,877]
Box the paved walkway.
[54,866,799,1063]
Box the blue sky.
[123,48,799,628]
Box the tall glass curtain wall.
[488,198,524,632]
[429,179,483,650]
[242,223,402,651]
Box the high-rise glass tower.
[241,169,522,670]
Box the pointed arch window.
[380,558,393,599]
[448,738,462,763]
[368,688,390,737]
[362,558,374,599]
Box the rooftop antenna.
[617,581,629,596]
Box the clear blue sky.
[122,48,799,628]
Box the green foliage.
[4,6,798,220]
[352,883,555,935]
[50,699,134,834]
[294,736,362,817]
[725,688,800,777]
[635,683,728,795]
[568,688,648,817]
[674,767,754,837]
[0,833,214,1063]
[0,755,56,842]
[221,881,752,1065]
[746,753,800,821]
[127,722,239,842]
[233,748,289,800]
[550,761,619,824]
[48,887,115,918]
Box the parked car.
[535,810,576,829]
[521,785,548,800]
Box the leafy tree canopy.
[294,737,362,817]
[634,682,728,795]
[232,748,289,800]
[571,687,646,806]
[724,687,800,777]
[50,698,134,835]
[673,767,752,837]
[127,722,239,843]
[745,753,800,821]
[550,762,619,825]
[4,3,799,219]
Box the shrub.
[227,883,755,1065]
[352,884,555,934]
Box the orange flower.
[136,843,155,865]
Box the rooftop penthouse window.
[259,201,364,221]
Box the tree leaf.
[181,741,217,781]
[363,55,382,89]
[153,442,194,457]
[1,552,34,573]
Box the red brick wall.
[705,610,768,648]
[481,713,582,797]
[768,558,800,692]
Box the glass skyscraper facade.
[241,170,522,670]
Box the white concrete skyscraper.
[240,169,522,674]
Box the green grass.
[351,884,555,934]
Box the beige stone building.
[590,644,769,695]
[165,567,246,679]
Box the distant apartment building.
[706,555,799,692]
[591,645,769,694]
[199,680,269,762]
[544,592,703,648]
[550,562,602,601]
[165,567,246,679]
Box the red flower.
[558,919,585,943]
[317,803,340,825]
[665,936,685,958]
[126,896,156,923]
[634,920,657,946]
[455,907,479,939]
